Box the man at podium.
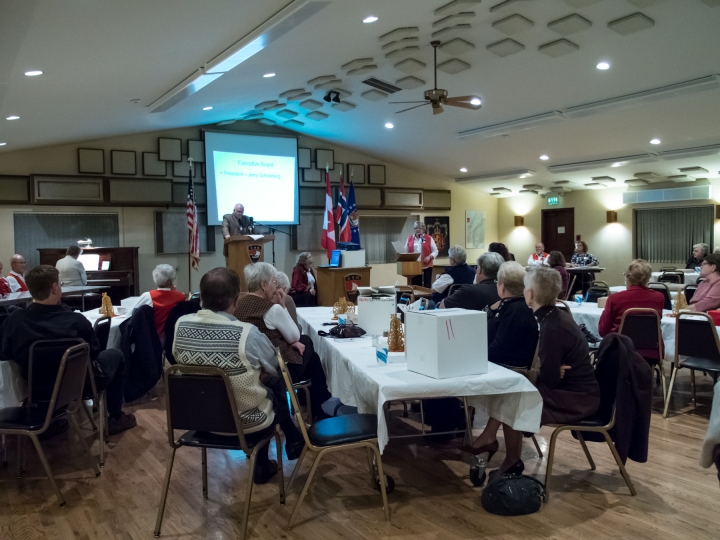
[222,203,253,239]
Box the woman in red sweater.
[406,221,438,288]
[289,252,317,307]
[131,264,185,344]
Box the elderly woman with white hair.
[431,245,475,304]
[406,221,438,288]
[462,267,600,477]
[132,264,186,341]
[290,252,318,307]
[235,262,332,421]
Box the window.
[634,205,714,263]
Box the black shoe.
[38,419,69,441]
[107,412,137,435]
[253,460,278,485]
[285,439,305,461]
[489,459,525,482]
[579,324,600,344]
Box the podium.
[224,235,275,292]
[396,253,422,285]
[316,266,371,307]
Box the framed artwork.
[111,150,137,175]
[173,155,195,178]
[303,165,322,182]
[347,163,365,185]
[298,147,312,169]
[188,140,205,163]
[328,163,345,184]
[425,215,450,258]
[142,152,167,177]
[158,137,182,161]
[315,149,334,170]
[77,148,104,174]
[368,164,386,185]
[465,210,486,249]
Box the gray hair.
[276,271,291,291]
[413,221,426,231]
[694,243,710,257]
[497,261,526,296]
[152,264,177,288]
[448,245,467,265]
[244,262,277,292]
[524,266,561,307]
[476,252,504,278]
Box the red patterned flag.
[187,164,200,270]
[335,170,351,243]
[321,168,336,258]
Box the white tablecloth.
[83,308,127,350]
[0,361,25,408]
[610,285,678,298]
[651,271,699,286]
[297,307,542,453]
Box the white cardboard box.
[340,249,366,268]
[405,308,488,379]
[357,295,397,336]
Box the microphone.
[248,216,254,233]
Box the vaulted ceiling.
[2,0,720,196]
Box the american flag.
[187,161,200,270]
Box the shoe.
[285,439,305,461]
[107,412,137,435]
[253,459,278,484]
[460,439,499,461]
[38,419,69,441]
[489,459,525,481]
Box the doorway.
[542,208,575,260]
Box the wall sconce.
[514,216,524,227]
[606,210,618,223]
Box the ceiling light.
[460,168,467,173]
[540,155,549,160]
[650,138,661,145]
[470,98,481,106]
[0,142,6,146]
[385,122,394,129]
[263,73,276,78]
[24,70,43,76]
[203,106,213,111]
[596,62,610,70]
[363,16,378,23]
[6,116,20,120]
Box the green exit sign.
[547,196,560,206]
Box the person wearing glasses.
[688,254,720,312]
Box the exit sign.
[547,196,561,206]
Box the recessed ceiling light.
[540,155,549,160]
[596,62,610,70]
[650,138,661,145]
[470,98,481,106]
[6,115,19,120]
[24,70,43,77]
[203,106,213,111]
[263,73,276,78]
[363,16,378,23]
[0,142,6,146]
[460,167,467,173]
[385,122,394,129]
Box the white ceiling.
[2,0,720,196]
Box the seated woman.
[431,245,475,304]
[235,262,331,421]
[289,252,317,307]
[688,253,720,312]
[276,271,299,326]
[485,262,538,369]
[132,264,186,343]
[462,267,600,476]
[488,242,514,262]
[599,259,664,337]
[687,243,709,270]
[548,251,569,300]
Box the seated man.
[527,242,549,267]
[687,243,709,270]
[0,265,136,435]
[132,264,186,343]
[431,245,475,304]
[55,245,87,286]
[173,267,304,484]
[6,254,28,292]
[689,253,720,312]
[440,252,503,310]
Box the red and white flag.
[321,167,336,258]
[187,160,200,270]
[335,170,351,243]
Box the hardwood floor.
[0,370,718,540]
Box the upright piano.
[38,247,139,304]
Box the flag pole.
[188,157,193,295]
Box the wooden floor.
[1,370,719,540]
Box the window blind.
[634,205,714,263]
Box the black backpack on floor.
[481,473,545,516]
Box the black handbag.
[481,473,545,516]
[318,324,366,339]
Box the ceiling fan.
[391,40,482,115]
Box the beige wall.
[0,124,498,292]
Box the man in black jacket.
[440,251,504,310]
[0,265,136,435]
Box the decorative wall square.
[328,163,345,184]
[347,163,365,185]
[368,164,386,185]
[303,165,322,182]
[158,138,182,161]
[142,152,167,177]
[78,148,104,174]
[173,156,195,178]
[315,149,334,169]
[111,150,136,175]
[298,148,312,169]
[188,140,205,163]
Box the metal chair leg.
[303,387,312,425]
[690,369,696,408]
[28,434,66,507]
[401,400,408,418]
[601,430,636,496]
[462,397,473,446]
[657,365,667,403]
[286,446,308,493]
[365,447,376,488]
[68,413,101,477]
[241,450,258,540]
[82,402,98,432]
[201,447,208,499]
[98,393,105,467]
[288,450,323,528]
[372,444,390,522]
[577,433,596,470]
[544,427,563,503]
[663,366,678,418]
[531,435,543,459]
[16,435,24,478]
[2,434,6,467]
[275,432,285,506]
[154,448,177,537]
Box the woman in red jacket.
[289,252,317,307]
[406,221,438,288]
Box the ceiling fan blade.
[395,102,430,114]
[432,104,444,115]
[445,101,480,110]
[445,95,476,103]
[389,100,428,104]
[445,95,481,110]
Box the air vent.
[623,184,711,204]
[362,77,402,94]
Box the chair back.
[28,338,85,404]
[658,266,677,272]
[53,343,92,413]
[683,284,697,303]
[658,271,683,284]
[618,308,662,352]
[447,283,463,297]
[590,280,609,289]
[555,300,570,311]
[345,289,360,303]
[647,282,672,311]
[675,312,720,364]
[585,286,608,303]
[164,364,250,451]
[94,316,111,352]
[277,351,313,447]
[565,274,577,300]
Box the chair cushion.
[178,430,272,451]
[680,356,720,372]
[0,405,61,431]
[307,414,378,447]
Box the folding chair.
[663,312,720,418]
[447,283,464,297]
[618,308,666,400]
[0,343,100,507]
[154,364,285,539]
[658,271,684,285]
[585,282,609,303]
[683,284,698,303]
[647,282,672,311]
[565,275,577,300]
[278,351,391,528]
[658,266,677,272]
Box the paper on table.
[246,234,265,240]
[391,240,407,254]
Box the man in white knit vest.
[173,267,304,485]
